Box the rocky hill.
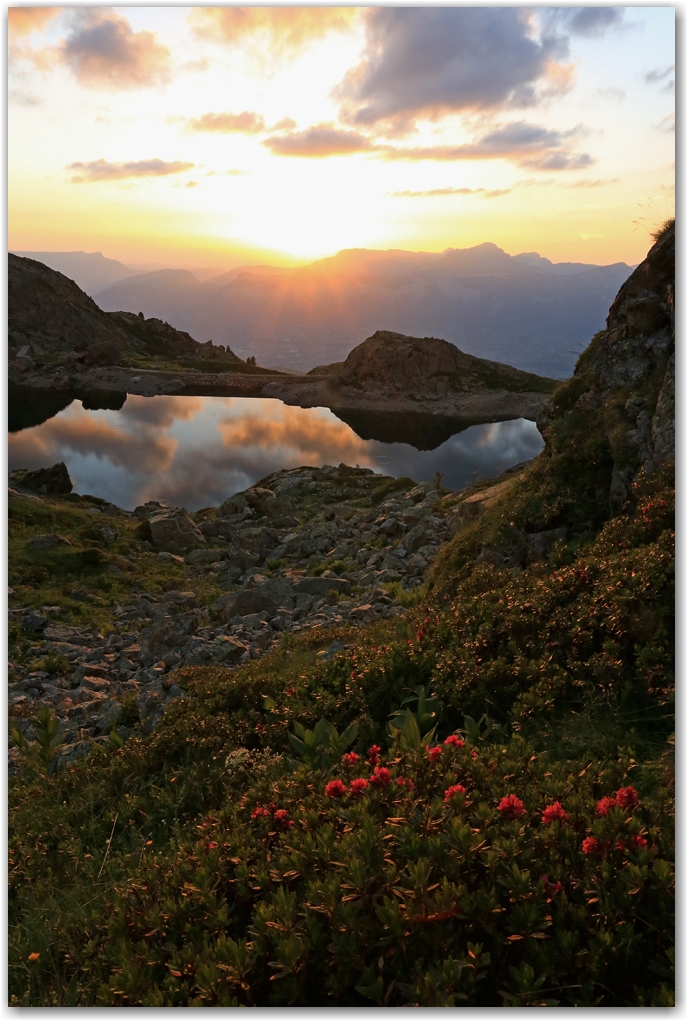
[316,329,557,398]
[8,254,243,371]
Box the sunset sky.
[8,5,675,270]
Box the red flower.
[428,746,443,762]
[582,836,602,856]
[471,749,478,761]
[341,752,359,768]
[595,796,618,816]
[540,874,563,898]
[325,779,347,799]
[444,734,465,748]
[444,784,467,803]
[370,766,391,787]
[498,794,526,820]
[206,841,219,850]
[273,809,293,829]
[349,778,368,797]
[618,834,648,852]
[252,806,270,819]
[615,785,639,810]
[541,802,569,825]
[396,777,414,792]
[367,745,381,766]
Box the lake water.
[8,394,544,511]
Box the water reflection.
[8,395,544,510]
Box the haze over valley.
[13,244,633,378]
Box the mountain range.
[10,244,634,378]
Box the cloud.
[656,113,675,133]
[644,65,674,92]
[334,8,571,129]
[189,7,358,60]
[67,158,195,183]
[186,110,266,134]
[264,117,593,169]
[119,395,204,428]
[8,7,60,39]
[263,124,373,158]
[541,8,624,38]
[59,10,171,89]
[392,187,485,198]
[381,121,594,170]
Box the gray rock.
[22,611,49,632]
[185,548,226,565]
[148,508,206,554]
[26,533,71,550]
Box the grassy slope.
[8,435,674,1005]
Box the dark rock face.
[8,254,243,368]
[13,462,73,495]
[538,222,675,504]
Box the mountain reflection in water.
[8,393,544,511]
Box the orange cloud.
[186,110,266,134]
[218,406,371,465]
[263,124,373,158]
[8,7,60,39]
[66,159,195,183]
[60,10,171,90]
[8,410,178,475]
[120,395,204,428]
[189,7,358,59]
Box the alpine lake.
[8,385,544,510]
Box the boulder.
[12,462,73,495]
[148,509,206,554]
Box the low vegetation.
[9,458,673,1004]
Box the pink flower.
[325,779,347,799]
[498,794,526,820]
[367,745,381,766]
[341,752,359,768]
[273,809,293,829]
[428,746,443,762]
[595,796,618,816]
[444,734,465,748]
[541,802,569,825]
[444,784,467,803]
[370,766,391,787]
[615,786,639,810]
[349,778,368,797]
[252,806,270,819]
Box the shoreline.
[9,363,552,425]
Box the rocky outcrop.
[9,462,72,495]
[538,222,674,503]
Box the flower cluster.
[498,794,526,820]
[596,785,639,816]
[541,801,569,825]
[444,783,467,803]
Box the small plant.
[388,685,439,749]
[287,716,358,771]
[10,707,64,771]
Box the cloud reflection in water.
[8,395,543,510]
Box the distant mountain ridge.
[91,242,633,378]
